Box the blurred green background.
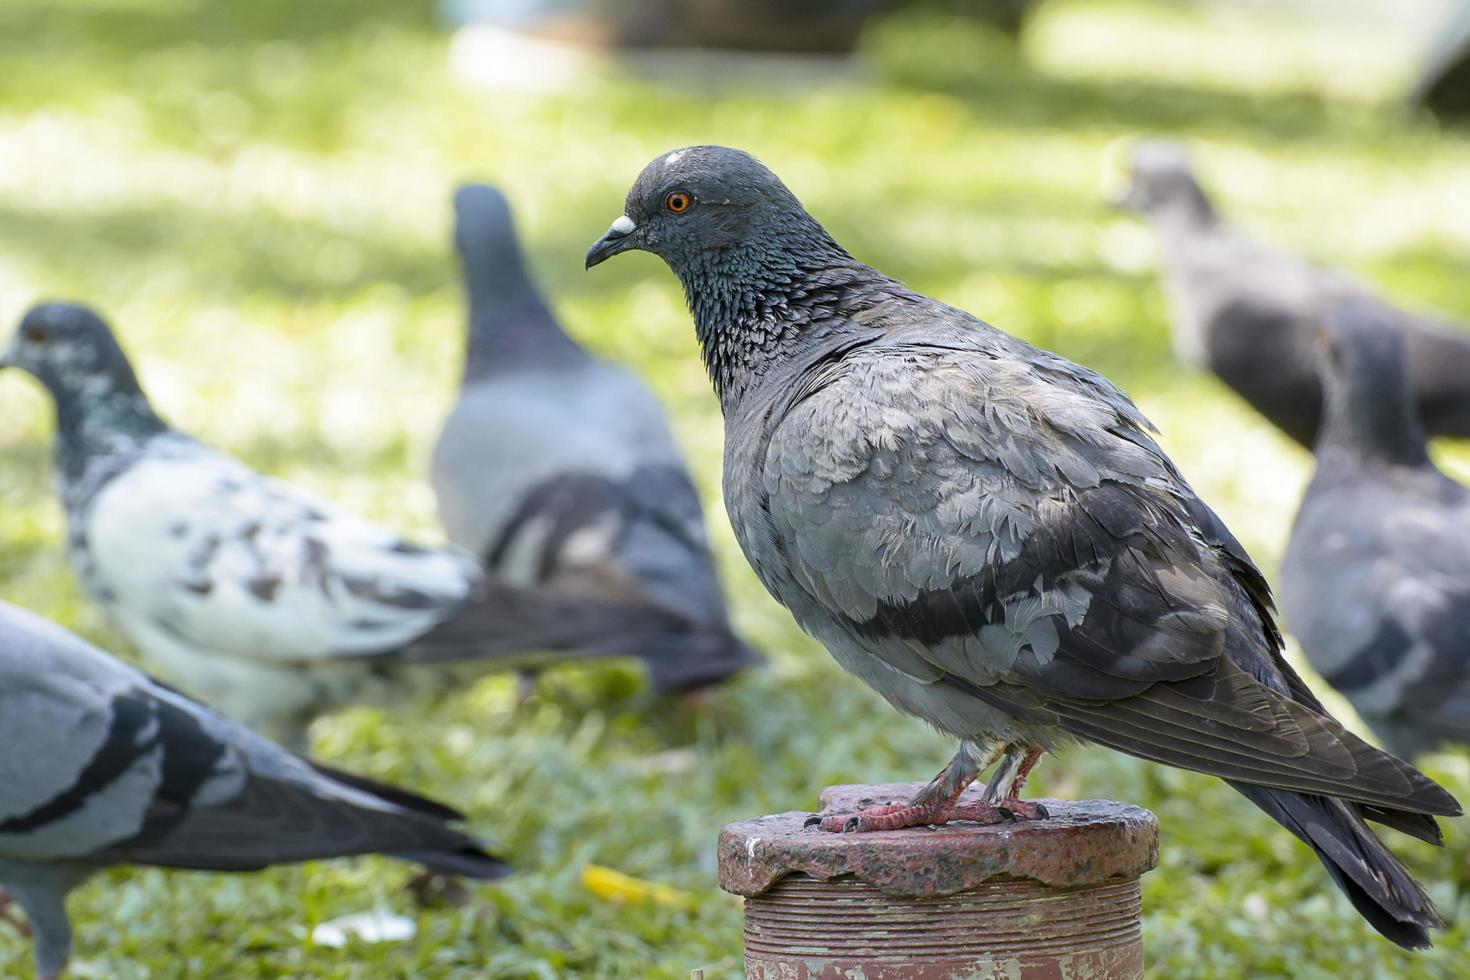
[1,0,1469,976]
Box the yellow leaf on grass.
[582,865,693,908]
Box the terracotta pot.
[718,782,1159,980]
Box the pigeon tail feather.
[307,761,465,823]
[1232,782,1442,949]
[400,580,695,666]
[393,843,511,881]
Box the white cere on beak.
[610,215,636,235]
[663,149,687,166]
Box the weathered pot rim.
[718,783,1159,898]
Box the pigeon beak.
[0,332,18,370]
[585,215,638,269]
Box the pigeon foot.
[817,797,1049,833]
[815,742,1050,832]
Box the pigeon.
[430,183,761,693]
[0,303,695,749]
[1282,302,1470,758]
[0,600,507,979]
[586,145,1461,948]
[1115,139,1470,447]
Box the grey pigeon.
[1116,140,1470,447]
[0,600,506,979]
[0,303,694,749]
[431,184,761,693]
[1283,302,1470,758]
[586,145,1461,948]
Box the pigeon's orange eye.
[665,191,692,214]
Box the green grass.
[2,0,1469,976]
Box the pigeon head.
[1114,140,1216,224]
[586,146,859,402]
[453,183,541,306]
[1314,303,1429,466]
[1,302,165,447]
[451,183,580,378]
[3,303,139,395]
[585,146,845,278]
[453,184,518,274]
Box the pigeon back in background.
[589,145,1460,949]
[0,601,506,979]
[431,183,761,693]
[1117,140,1470,447]
[1282,303,1470,757]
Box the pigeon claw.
[991,799,1049,822]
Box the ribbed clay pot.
[718,782,1159,980]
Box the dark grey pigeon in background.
[0,303,694,749]
[1283,303,1470,758]
[587,145,1460,948]
[1115,140,1470,447]
[431,184,761,693]
[0,601,506,980]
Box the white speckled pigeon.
[1283,302,1470,758]
[0,600,506,980]
[0,303,694,749]
[1116,140,1470,447]
[431,184,761,693]
[587,145,1461,948]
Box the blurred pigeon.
[1283,303,1470,758]
[0,303,694,748]
[1115,140,1470,446]
[431,184,761,693]
[587,146,1461,947]
[0,600,507,979]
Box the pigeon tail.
[334,766,510,880]
[308,761,467,823]
[393,842,511,881]
[400,580,695,667]
[1232,783,1442,949]
[640,628,764,694]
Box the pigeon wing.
[1286,479,1470,753]
[0,604,174,862]
[100,682,504,876]
[0,603,503,876]
[81,438,480,664]
[759,336,1456,816]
